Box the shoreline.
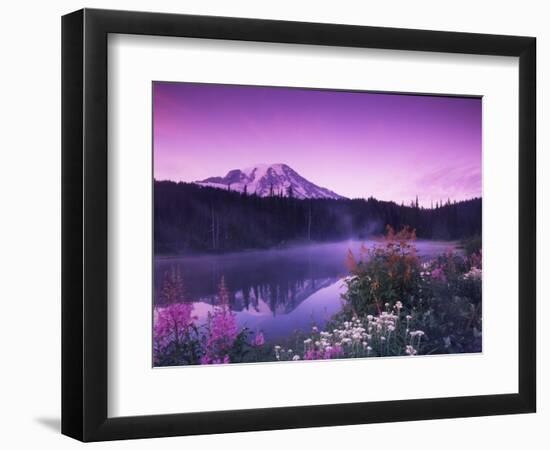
[155,238,461,261]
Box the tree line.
[154,181,481,255]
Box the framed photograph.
[62,8,536,441]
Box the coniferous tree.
[154,181,481,254]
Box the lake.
[154,240,455,343]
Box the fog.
[154,239,456,342]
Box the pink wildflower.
[153,302,195,350]
[323,345,344,359]
[201,277,238,365]
[303,345,344,361]
[159,266,185,304]
[431,267,446,282]
[304,349,321,360]
[253,331,265,347]
[200,354,230,365]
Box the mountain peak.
[195,163,345,200]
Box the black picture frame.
[62,8,536,442]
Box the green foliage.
[339,227,482,356]
[342,226,421,316]
[460,235,482,256]
[227,328,253,363]
[154,322,203,367]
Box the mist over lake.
[154,239,456,342]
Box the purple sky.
[153,82,481,207]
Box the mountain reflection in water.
[154,240,454,341]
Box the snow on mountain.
[195,163,346,200]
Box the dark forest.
[154,181,481,255]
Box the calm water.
[154,240,455,342]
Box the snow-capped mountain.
[195,163,345,200]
